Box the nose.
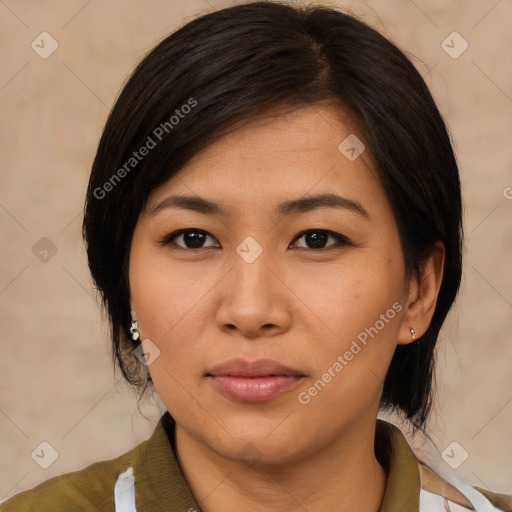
[215,246,292,340]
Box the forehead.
[145,104,387,219]
[187,104,353,166]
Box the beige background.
[0,0,511,503]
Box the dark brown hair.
[83,1,463,431]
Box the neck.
[174,418,387,512]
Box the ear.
[397,240,445,345]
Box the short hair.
[83,1,463,431]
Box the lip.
[206,358,305,403]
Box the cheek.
[290,253,405,407]
[290,252,405,344]
[129,243,214,345]
[129,251,211,414]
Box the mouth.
[206,358,306,403]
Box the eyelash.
[158,228,353,251]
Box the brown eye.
[291,230,350,250]
[159,228,351,251]
[159,229,219,249]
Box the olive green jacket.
[1,413,510,511]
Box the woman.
[1,1,510,511]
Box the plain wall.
[0,0,511,502]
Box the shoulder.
[419,462,512,512]
[476,487,512,512]
[0,442,137,512]
[1,412,203,512]
[376,419,512,512]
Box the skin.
[128,104,445,512]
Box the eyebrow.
[149,193,370,219]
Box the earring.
[410,327,416,340]
[130,320,140,341]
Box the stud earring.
[130,320,140,341]
[410,327,416,340]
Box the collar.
[375,419,422,511]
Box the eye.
[159,228,351,251]
[158,229,219,250]
[290,229,351,250]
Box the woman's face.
[129,104,421,465]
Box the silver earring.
[410,327,416,340]
[130,320,140,341]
